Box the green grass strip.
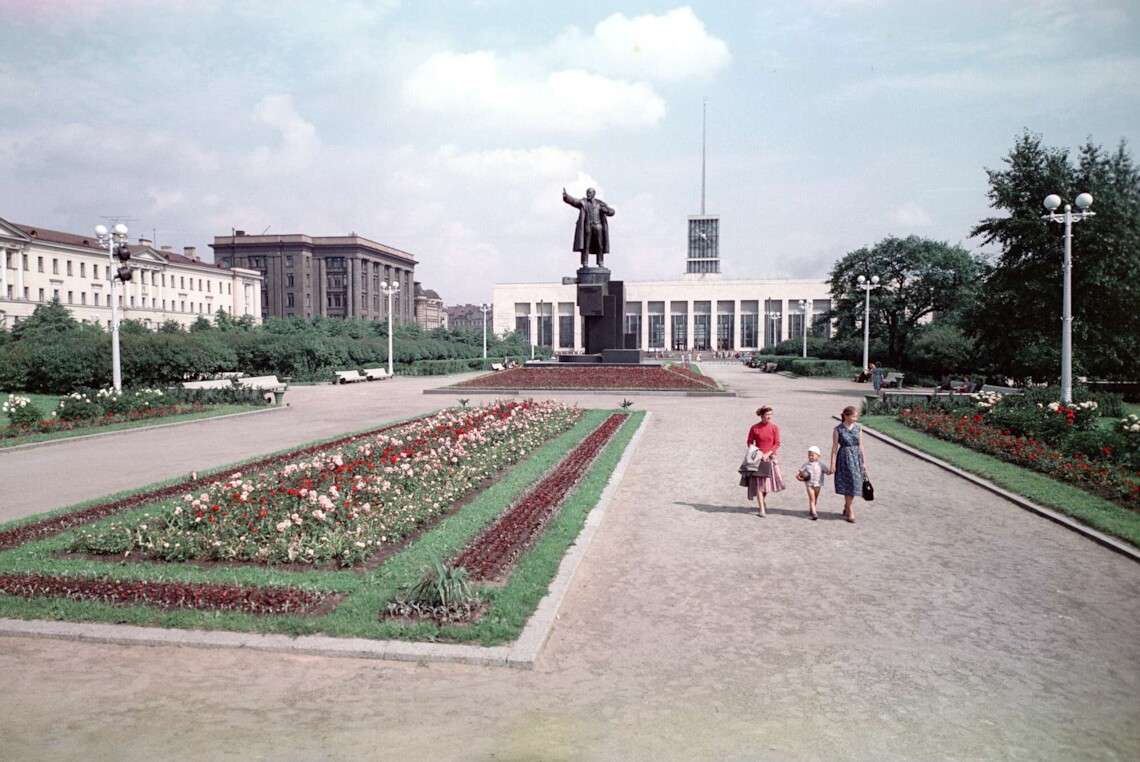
[0,404,264,448]
[0,408,644,646]
[862,415,1140,548]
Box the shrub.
[55,392,104,421]
[2,395,43,429]
[788,358,858,377]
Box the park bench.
[334,370,367,384]
[363,367,391,381]
[216,371,245,380]
[490,362,505,372]
[182,379,235,391]
[762,362,778,373]
[980,384,1023,395]
[881,372,905,388]
[237,375,288,405]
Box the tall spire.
[700,97,707,215]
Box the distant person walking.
[745,406,785,517]
[831,406,868,523]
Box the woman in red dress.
[746,406,785,517]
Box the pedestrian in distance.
[795,445,832,520]
[831,405,869,523]
[745,406,785,517]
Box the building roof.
[10,223,104,252]
[126,244,230,272]
[211,232,418,265]
[414,283,442,301]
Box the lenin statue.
[562,187,615,268]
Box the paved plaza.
[1,364,1138,760]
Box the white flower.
[275,520,291,532]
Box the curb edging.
[858,419,1140,564]
[0,412,652,667]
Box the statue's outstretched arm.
[602,202,615,216]
[562,189,582,209]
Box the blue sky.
[2,0,1138,303]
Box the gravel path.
[1,364,1137,760]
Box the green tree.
[190,315,212,332]
[970,132,1140,381]
[10,301,82,340]
[827,236,985,366]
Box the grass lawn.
[0,409,644,645]
[862,415,1140,548]
[1096,402,1140,431]
[0,404,266,449]
[0,391,61,415]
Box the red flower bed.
[454,413,627,580]
[899,407,1140,511]
[453,365,718,391]
[0,572,330,615]
[0,418,417,551]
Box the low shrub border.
[0,409,644,645]
[862,415,1140,548]
[450,365,720,391]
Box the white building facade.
[0,218,263,330]
[492,276,833,353]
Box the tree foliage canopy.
[828,236,985,365]
[969,132,1140,381]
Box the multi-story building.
[445,303,492,333]
[211,231,417,324]
[0,217,263,330]
[413,282,446,330]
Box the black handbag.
[755,460,773,479]
[862,479,875,501]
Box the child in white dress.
[797,445,832,521]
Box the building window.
[623,302,641,350]
[23,286,29,299]
[130,296,135,307]
[286,292,295,308]
[286,255,294,268]
[558,304,575,349]
[94,293,100,306]
[764,299,783,348]
[207,280,211,292]
[93,264,99,280]
[181,300,185,312]
[6,284,13,299]
[180,276,185,289]
[37,256,44,272]
[286,273,294,288]
[693,301,712,351]
[671,312,687,350]
[67,291,73,304]
[22,254,29,270]
[812,299,831,338]
[52,259,59,274]
[740,313,758,349]
[648,303,665,349]
[53,289,60,302]
[80,262,86,278]
[66,260,73,276]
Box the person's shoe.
[810,512,819,521]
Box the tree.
[827,236,985,366]
[970,132,1140,381]
[10,301,82,341]
[190,315,212,332]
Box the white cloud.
[891,201,932,227]
[404,51,665,135]
[553,6,731,82]
[246,94,320,172]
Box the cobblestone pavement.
[2,364,1138,761]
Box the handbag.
[862,479,875,501]
[755,459,773,479]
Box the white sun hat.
[807,445,822,455]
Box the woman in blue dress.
[830,405,869,523]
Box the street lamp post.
[764,310,782,350]
[798,299,809,358]
[480,303,491,360]
[856,275,880,370]
[94,223,130,391]
[380,279,400,377]
[1042,192,1095,404]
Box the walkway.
[2,365,1137,760]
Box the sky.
[2,0,1138,304]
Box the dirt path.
[2,365,1138,760]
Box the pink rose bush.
[70,400,580,566]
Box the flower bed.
[69,401,580,566]
[898,407,1140,511]
[0,403,211,440]
[452,365,719,391]
[453,412,627,580]
[0,572,331,615]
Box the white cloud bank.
[403,6,729,135]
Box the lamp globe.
[1043,194,1062,212]
[1075,192,1093,210]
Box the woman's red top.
[747,421,781,455]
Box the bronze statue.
[562,187,615,268]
